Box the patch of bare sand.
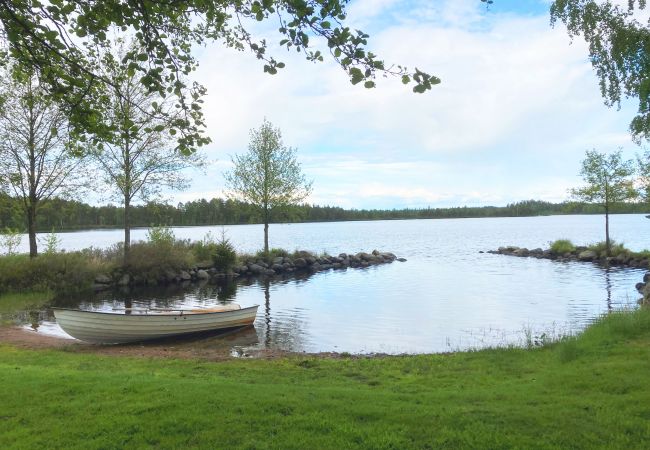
[0,325,286,361]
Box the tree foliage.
[224,120,312,253]
[570,149,636,254]
[90,41,205,258]
[0,0,447,153]
[0,70,88,257]
[551,0,650,142]
[636,149,650,201]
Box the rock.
[643,272,650,283]
[273,257,284,265]
[248,264,265,275]
[271,264,284,272]
[397,258,407,262]
[196,261,213,270]
[356,252,373,261]
[513,248,529,257]
[196,270,210,280]
[94,274,112,284]
[338,253,348,259]
[578,250,597,261]
[615,254,629,265]
[306,256,317,265]
[179,271,191,281]
[636,282,646,293]
[91,283,111,291]
[117,274,130,286]
[264,269,276,276]
[294,258,307,268]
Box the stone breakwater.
[487,246,650,269]
[92,250,406,290]
[488,245,650,303]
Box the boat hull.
[52,306,259,344]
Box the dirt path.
[0,325,293,361]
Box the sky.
[173,0,641,209]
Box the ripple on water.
[12,215,650,354]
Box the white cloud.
[177,1,639,209]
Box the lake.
[12,214,650,354]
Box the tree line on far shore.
[1,195,647,233]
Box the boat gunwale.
[51,305,259,317]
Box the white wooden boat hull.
[52,305,259,344]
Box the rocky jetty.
[487,246,650,269]
[489,245,650,304]
[92,250,405,290]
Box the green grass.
[549,238,575,254]
[588,240,630,257]
[2,309,650,449]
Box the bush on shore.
[587,240,630,258]
[549,239,575,255]
[0,251,112,295]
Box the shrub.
[125,240,194,282]
[192,231,218,262]
[0,228,22,255]
[146,225,175,248]
[212,232,237,272]
[269,248,289,258]
[588,240,629,257]
[255,247,289,261]
[549,239,575,255]
[0,252,111,295]
[40,230,61,254]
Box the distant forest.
[1,194,648,232]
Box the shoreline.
[18,211,650,235]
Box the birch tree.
[0,72,87,257]
[224,120,312,254]
[571,149,636,255]
[91,44,205,261]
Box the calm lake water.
[11,214,650,354]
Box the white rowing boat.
[52,304,259,344]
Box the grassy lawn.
[2,309,650,449]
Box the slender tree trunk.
[605,204,610,257]
[263,204,269,254]
[27,200,38,258]
[124,194,131,263]
[27,86,38,258]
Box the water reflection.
[5,215,649,354]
